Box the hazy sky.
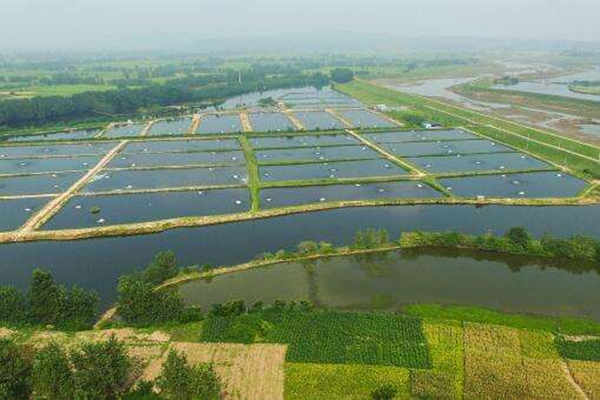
[2,0,599,50]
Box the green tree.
[27,269,67,326]
[0,339,32,399]
[330,68,354,84]
[32,343,73,399]
[117,274,185,325]
[506,227,531,250]
[157,350,221,400]
[0,287,27,324]
[63,286,99,330]
[71,336,132,399]
[143,251,179,286]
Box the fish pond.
[44,188,250,229]
[178,248,600,320]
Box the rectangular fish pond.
[260,181,440,209]
[0,142,116,158]
[249,134,357,149]
[338,110,398,128]
[364,129,479,143]
[378,139,513,157]
[106,150,245,169]
[0,197,51,231]
[4,128,101,142]
[293,111,346,130]
[0,172,83,196]
[82,166,248,192]
[103,123,146,138]
[196,114,242,135]
[0,155,100,175]
[248,112,296,132]
[123,138,240,153]
[259,159,408,182]
[147,117,193,136]
[407,152,552,174]
[439,171,589,198]
[43,188,250,230]
[255,145,382,164]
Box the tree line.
[0,71,330,129]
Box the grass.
[237,136,260,211]
[201,309,431,368]
[0,84,116,99]
[284,363,410,399]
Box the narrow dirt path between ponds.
[18,140,130,234]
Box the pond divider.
[239,113,253,133]
[17,140,130,234]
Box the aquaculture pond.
[248,112,296,132]
[197,114,242,134]
[255,145,380,164]
[0,197,50,231]
[260,159,407,182]
[249,134,357,149]
[378,139,513,157]
[124,138,239,153]
[0,155,100,175]
[178,248,600,320]
[364,129,478,143]
[2,205,600,304]
[103,124,146,138]
[0,142,115,158]
[106,150,245,169]
[408,152,551,174]
[338,110,398,128]
[260,181,439,209]
[82,167,248,192]
[147,117,192,136]
[440,171,588,198]
[44,188,250,230]
[0,172,83,196]
[293,111,346,130]
[5,128,101,142]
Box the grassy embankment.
[452,79,600,119]
[569,85,600,95]
[338,80,600,179]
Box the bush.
[0,286,27,324]
[223,314,272,343]
[32,343,73,399]
[123,380,161,399]
[371,383,398,400]
[506,227,531,249]
[71,336,132,399]
[143,251,179,286]
[0,339,32,399]
[157,350,221,400]
[62,286,100,330]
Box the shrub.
[123,380,161,399]
[0,286,27,324]
[371,383,398,399]
[143,251,179,286]
[506,227,531,249]
[223,314,272,343]
[32,343,73,399]
[71,336,132,399]
[157,350,221,400]
[62,286,99,330]
[0,339,32,399]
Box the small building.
[376,104,389,112]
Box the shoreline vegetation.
[160,227,600,290]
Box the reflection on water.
[179,248,600,320]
